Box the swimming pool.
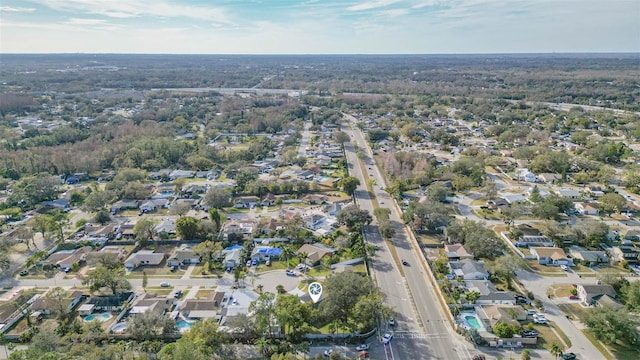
[177,319,194,331]
[465,315,481,329]
[83,313,113,322]
[460,311,485,331]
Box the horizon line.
[1,51,639,56]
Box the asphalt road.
[342,118,473,360]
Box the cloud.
[378,8,410,17]
[31,0,233,24]
[0,6,36,12]
[347,0,401,12]
[66,18,107,25]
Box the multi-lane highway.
[342,117,473,360]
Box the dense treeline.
[2,54,638,110]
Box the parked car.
[561,353,577,360]
[569,295,579,300]
[19,270,28,276]
[356,344,369,351]
[389,318,396,327]
[160,282,171,287]
[174,290,182,298]
[286,269,296,276]
[252,259,258,266]
[226,266,233,273]
[323,349,333,357]
[561,264,568,271]
[472,355,486,360]
[522,330,538,337]
[381,333,393,344]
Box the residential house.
[444,244,474,261]
[124,250,166,270]
[30,291,85,316]
[261,193,276,207]
[222,218,256,239]
[167,245,201,268]
[181,291,225,321]
[464,280,516,305]
[449,259,489,280]
[530,247,574,266]
[182,183,209,196]
[129,293,172,317]
[515,236,554,248]
[575,202,599,216]
[149,169,172,180]
[537,173,562,184]
[139,198,169,213]
[576,284,617,305]
[78,292,135,315]
[234,196,259,208]
[296,170,315,180]
[587,186,605,198]
[156,183,174,196]
[116,223,136,238]
[250,246,282,263]
[323,202,345,217]
[479,305,527,328]
[303,213,326,230]
[43,246,91,271]
[594,294,623,310]
[502,193,527,204]
[302,194,327,205]
[624,229,640,241]
[221,288,260,325]
[568,246,609,265]
[556,188,581,201]
[169,170,194,181]
[260,218,284,234]
[224,248,242,269]
[608,246,639,264]
[156,219,176,236]
[110,199,139,214]
[515,168,537,183]
[296,243,335,265]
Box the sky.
[1,0,639,54]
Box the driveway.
[251,269,301,294]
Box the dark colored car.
[401,259,409,266]
[561,353,577,360]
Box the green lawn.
[548,284,576,298]
[415,233,442,246]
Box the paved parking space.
[251,270,301,294]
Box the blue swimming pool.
[177,320,194,331]
[460,311,485,331]
[83,313,112,322]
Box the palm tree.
[280,246,295,269]
[549,342,563,359]
[297,252,309,273]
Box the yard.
[548,284,576,298]
[415,233,443,246]
[526,261,568,276]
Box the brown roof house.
[129,293,172,317]
[43,246,91,271]
[296,243,335,266]
[444,244,474,261]
[479,305,528,328]
[181,291,226,322]
[530,247,573,266]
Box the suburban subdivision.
[0,54,639,360]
